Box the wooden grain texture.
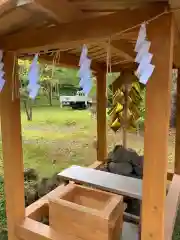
[175,69,180,174]
[17,218,139,240]
[0,52,25,240]
[165,174,180,240]
[30,0,83,23]
[96,71,107,161]
[49,183,123,240]
[17,217,82,240]
[141,13,174,240]
[26,160,103,218]
[0,4,166,52]
[58,165,142,199]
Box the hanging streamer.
[79,45,92,96]
[134,23,155,85]
[27,53,40,99]
[0,50,5,92]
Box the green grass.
[0,106,96,177]
[20,106,95,178]
[0,104,179,238]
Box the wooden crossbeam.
[0,0,16,16]
[111,39,135,60]
[0,3,166,53]
[100,41,134,62]
[18,0,83,23]
[70,1,162,11]
[100,39,135,62]
[21,51,104,72]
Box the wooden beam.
[71,1,165,11]
[0,3,166,53]
[0,52,25,240]
[18,0,83,23]
[141,14,174,240]
[175,69,180,174]
[21,51,104,72]
[111,39,135,61]
[110,62,137,72]
[0,0,16,16]
[165,174,180,240]
[96,71,107,162]
[100,39,134,62]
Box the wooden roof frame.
[0,3,166,53]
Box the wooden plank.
[0,3,166,52]
[17,218,139,240]
[175,69,180,174]
[0,0,16,16]
[100,40,134,62]
[96,71,107,161]
[58,165,142,200]
[165,174,180,240]
[17,218,81,240]
[21,51,104,72]
[49,184,123,240]
[26,160,104,217]
[20,0,83,23]
[88,161,104,169]
[0,52,25,240]
[141,13,174,240]
[111,39,135,61]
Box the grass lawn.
[20,106,97,178]
[0,105,179,238]
[0,105,175,177]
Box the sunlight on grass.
[23,143,72,178]
[0,107,95,178]
[22,129,90,141]
[21,106,92,127]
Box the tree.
[40,64,80,105]
[19,59,33,121]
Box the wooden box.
[49,184,123,240]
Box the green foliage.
[0,178,6,232]
[137,88,146,130]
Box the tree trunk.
[49,84,52,106]
[23,99,32,121]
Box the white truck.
[60,91,92,109]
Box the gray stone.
[108,162,133,176]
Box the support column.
[141,14,174,240]
[96,71,107,161]
[175,69,180,174]
[0,52,25,240]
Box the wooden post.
[0,52,25,240]
[96,71,107,161]
[175,69,180,174]
[141,14,174,240]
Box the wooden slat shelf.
[58,165,142,200]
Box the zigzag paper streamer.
[134,23,155,85]
[79,45,92,96]
[0,50,5,92]
[28,53,40,99]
